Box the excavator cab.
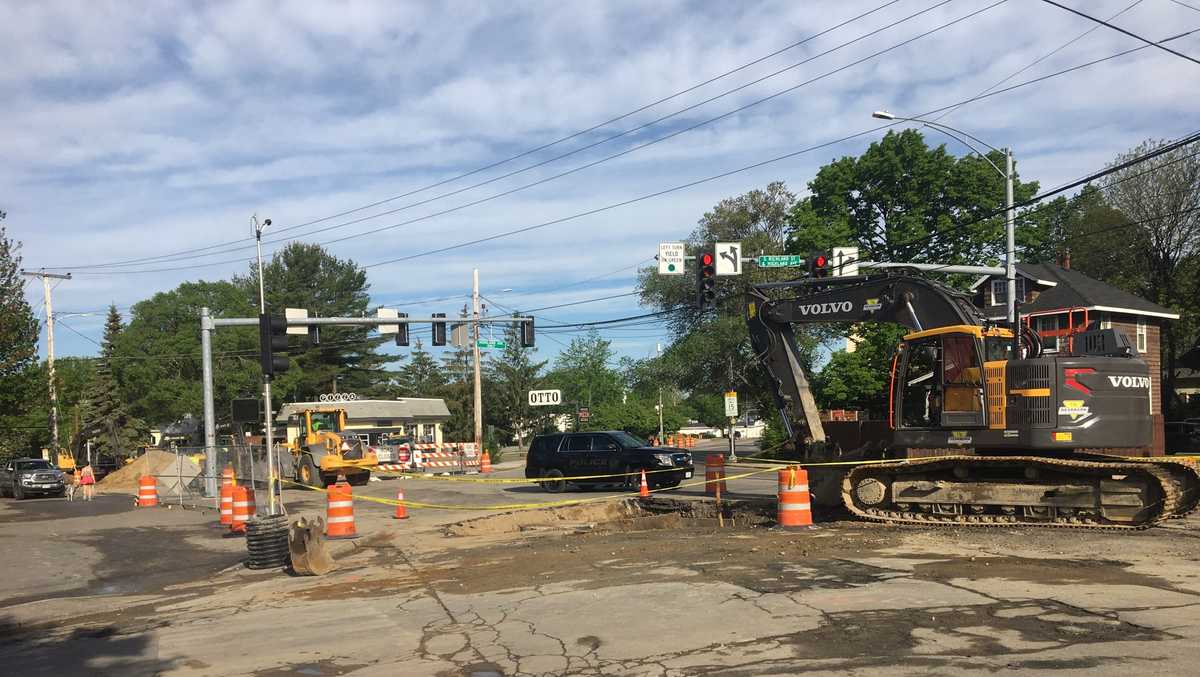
[893,326,1011,431]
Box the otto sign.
[796,300,853,316]
[658,242,686,275]
[527,389,563,407]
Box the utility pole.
[472,268,483,453]
[727,355,737,462]
[21,270,71,455]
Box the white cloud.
[4,0,1199,362]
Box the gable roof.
[981,263,1179,320]
[276,398,451,423]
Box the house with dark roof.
[970,255,1180,451]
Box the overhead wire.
[1040,0,1200,66]
[63,0,991,275]
[40,0,907,272]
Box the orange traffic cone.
[219,483,234,526]
[221,464,236,487]
[639,469,650,498]
[480,450,493,474]
[137,475,159,507]
[394,487,409,520]
[326,477,358,539]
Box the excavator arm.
[746,274,986,451]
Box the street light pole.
[872,111,1017,324]
[656,342,664,443]
[253,216,278,516]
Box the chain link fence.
[151,444,284,508]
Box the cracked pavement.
[3,461,1200,675]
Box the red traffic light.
[700,252,714,266]
[815,255,827,268]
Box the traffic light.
[258,313,290,377]
[395,312,409,347]
[520,318,535,348]
[808,251,831,278]
[695,250,717,309]
[432,312,447,346]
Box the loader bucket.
[289,516,337,576]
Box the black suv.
[0,458,67,499]
[524,431,694,493]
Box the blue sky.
[5,0,1199,367]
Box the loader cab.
[892,326,1013,430]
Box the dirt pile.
[99,450,201,494]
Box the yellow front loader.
[285,407,377,488]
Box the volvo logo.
[1107,376,1150,388]
[797,301,853,316]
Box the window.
[1137,318,1148,353]
[1033,314,1069,353]
[563,435,592,452]
[900,338,940,428]
[591,434,620,451]
[1100,312,1112,329]
[992,278,1027,306]
[609,431,649,448]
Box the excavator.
[747,266,1200,529]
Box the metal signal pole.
[21,269,71,456]
[253,216,278,515]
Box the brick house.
[971,258,1179,453]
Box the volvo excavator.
[746,268,1200,529]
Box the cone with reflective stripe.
[219,483,234,526]
[221,464,236,487]
[777,466,813,528]
[394,487,409,520]
[137,475,158,507]
[326,477,358,539]
[639,469,650,498]
[480,450,493,474]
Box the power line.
[59,0,980,274]
[1040,0,1200,66]
[40,1,905,272]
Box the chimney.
[1058,248,1071,270]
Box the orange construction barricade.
[221,464,236,487]
[230,485,252,534]
[219,483,234,526]
[777,466,813,528]
[705,454,727,496]
[137,475,159,507]
[480,450,493,474]
[326,479,358,539]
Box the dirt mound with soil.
[99,450,200,493]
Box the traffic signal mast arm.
[745,274,985,448]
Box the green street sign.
[477,339,506,349]
[756,255,804,268]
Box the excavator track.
[842,455,1200,530]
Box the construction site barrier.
[219,484,234,526]
[137,475,159,507]
[777,466,813,528]
[221,465,236,487]
[230,485,256,534]
[326,480,358,539]
[705,454,727,496]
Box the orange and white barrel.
[137,475,159,507]
[326,480,358,539]
[219,483,234,526]
[777,466,813,528]
[221,464,236,487]
[230,485,251,534]
[705,454,727,496]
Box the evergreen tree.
[485,324,548,445]
[80,305,148,458]
[398,341,447,396]
[0,223,43,460]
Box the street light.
[872,110,1017,325]
[252,215,280,516]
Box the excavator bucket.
[289,516,337,576]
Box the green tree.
[114,280,258,426]
[246,242,400,402]
[684,392,730,429]
[786,130,1044,416]
[546,331,623,410]
[589,394,686,439]
[485,324,548,446]
[0,224,44,460]
[1099,139,1200,416]
[397,341,446,396]
[80,306,149,457]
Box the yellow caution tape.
[375,465,689,484]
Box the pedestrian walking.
[79,463,96,501]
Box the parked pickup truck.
[0,457,67,499]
